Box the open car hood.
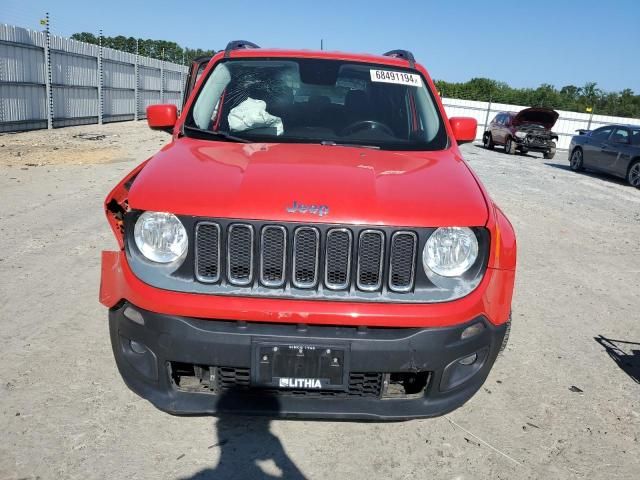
[128,139,489,228]
[513,108,559,130]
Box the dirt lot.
[1,122,638,479]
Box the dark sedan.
[568,124,640,188]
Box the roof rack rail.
[224,40,260,57]
[383,49,416,68]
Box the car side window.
[590,127,613,142]
[632,130,640,146]
[611,128,630,144]
[496,114,505,125]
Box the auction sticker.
[370,69,422,87]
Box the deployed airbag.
[228,97,283,135]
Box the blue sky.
[3,0,639,92]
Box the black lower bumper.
[515,140,554,152]
[109,303,508,421]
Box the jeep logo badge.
[286,200,329,217]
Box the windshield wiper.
[184,125,251,143]
[320,140,380,150]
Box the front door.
[182,56,212,107]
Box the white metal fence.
[442,98,640,150]
[2,22,640,143]
[0,24,187,132]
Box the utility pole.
[586,106,594,130]
[320,39,324,50]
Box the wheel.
[483,132,494,150]
[627,160,640,188]
[520,147,529,155]
[569,148,584,171]
[543,141,556,160]
[505,136,517,154]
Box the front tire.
[505,136,517,154]
[570,148,584,171]
[543,142,557,160]
[483,132,495,150]
[627,160,640,188]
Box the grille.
[195,222,221,282]
[227,224,254,285]
[193,220,419,295]
[292,227,320,288]
[389,232,417,292]
[325,229,352,290]
[217,366,250,390]
[215,367,382,398]
[260,226,286,287]
[357,230,385,291]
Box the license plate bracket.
[251,341,349,391]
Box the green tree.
[70,32,215,64]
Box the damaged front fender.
[104,160,150,248]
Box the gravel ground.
[1,122,638,480]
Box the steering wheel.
[340,120,394,137]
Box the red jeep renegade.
[100,41,516,420]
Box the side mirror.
[146,104,178,133]
[449,117,477,145]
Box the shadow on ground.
[472,143,537,158]
[179,393,306,480]
[544,163,630,187]
[595,335,640,384]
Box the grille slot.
[292,227,320,288]
[389,231,417,292]
[324,229,352,290]
[195,222,221,282]
[357,230,385,291]
[227,224,254,285]
[217,366,250,390]
[260,226,287,287]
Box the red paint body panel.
[100,48,517,330]
[128,141,488,227]
[100,250,513,327]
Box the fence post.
[179,51,185,113]
[483,97,492,133]
[134,39,139,121]
[97,29,103,125]
[43,12,53,129]
[160,48,165,103]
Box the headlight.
[514,131,527,139]
[423,227,478,277]
[134,211,188,263]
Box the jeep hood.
[513,107,559,129]
[128,139,489,227]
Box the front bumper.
[514,138,555,152]
[110,302,508,421]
